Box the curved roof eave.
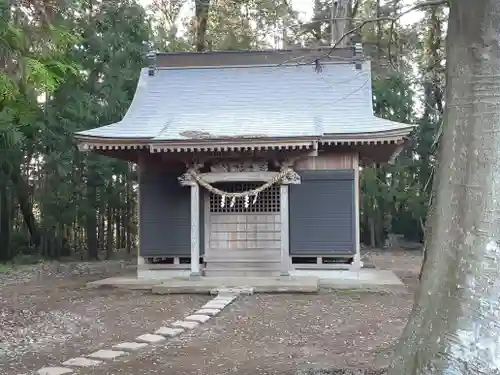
[75,120,414,142]
[75,125,414,153]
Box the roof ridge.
[154,61,359,71]
[153,47,356,56]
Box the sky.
[139,0,315,23]
[138,0,422,39]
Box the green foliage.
[0,0,149,261]
[353,1,444,246]
[0,72,17,102]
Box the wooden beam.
[198,171,279,183]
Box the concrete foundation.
[291,269,404,288]
[152,276,319,294]
[87,269,404,294]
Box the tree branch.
[328,0,449,57]
[276,0,448,71]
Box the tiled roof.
[76,61,413,141]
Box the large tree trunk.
[388,1,500,373]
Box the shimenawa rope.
[187,169,291,208]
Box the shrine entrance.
[204,182,282,277]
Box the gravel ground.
[367,250,422,292]
[0,262,209,375]
[77,291,412,375]
[0,251,422,375]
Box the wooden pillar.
[280,184,290,276]
[351,153,362,271]
[179,171,201,278]
[280,168,301,277]
[190,183,201,277]
[137,153,145,276]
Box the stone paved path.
[36,291,245,375]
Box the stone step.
[293,263,351,270]
[204,268,281,277]
[207,249,280,259]
[206,261,281,270]
[204,257,280,263]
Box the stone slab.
[37,367,74,375]
[152,276,319,294]
[171,320,199,330]
[155,327,185,337]
[185,314,211,323]
[86,277,161,290]
[203,302,229,309]
[88,349,127,360]
[208,298,234,304]
[135,333,166,343]
[62,357,102,367]
[292,270,404,287]
[113,342,149,351]
[215,287,254,295]
[211,299,234,305]
[201,305,227,311]
[297,366,388,375]
[195,308,221,316]
[212,295,237,302]
[213,293,236,299]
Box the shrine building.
[75,45,414,279]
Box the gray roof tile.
[76,61,413,140]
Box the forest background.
[0,0,445,263]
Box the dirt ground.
[0,264,209,375]
[0,250,422,375]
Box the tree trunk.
[0,183,10,261]
[388,1,500,373]
[330,0,350,46]
[369,216,376,248]
[195,0,210,51]
[98,207,105,250]
[423,6,444,121]
[86,172,99,260]
[106,205,113,259]
[115,207,122,250]
[376,0,382,60]
[2,162,41,249]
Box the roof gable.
[152,47,357,68]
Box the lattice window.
[209,182,280,213]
